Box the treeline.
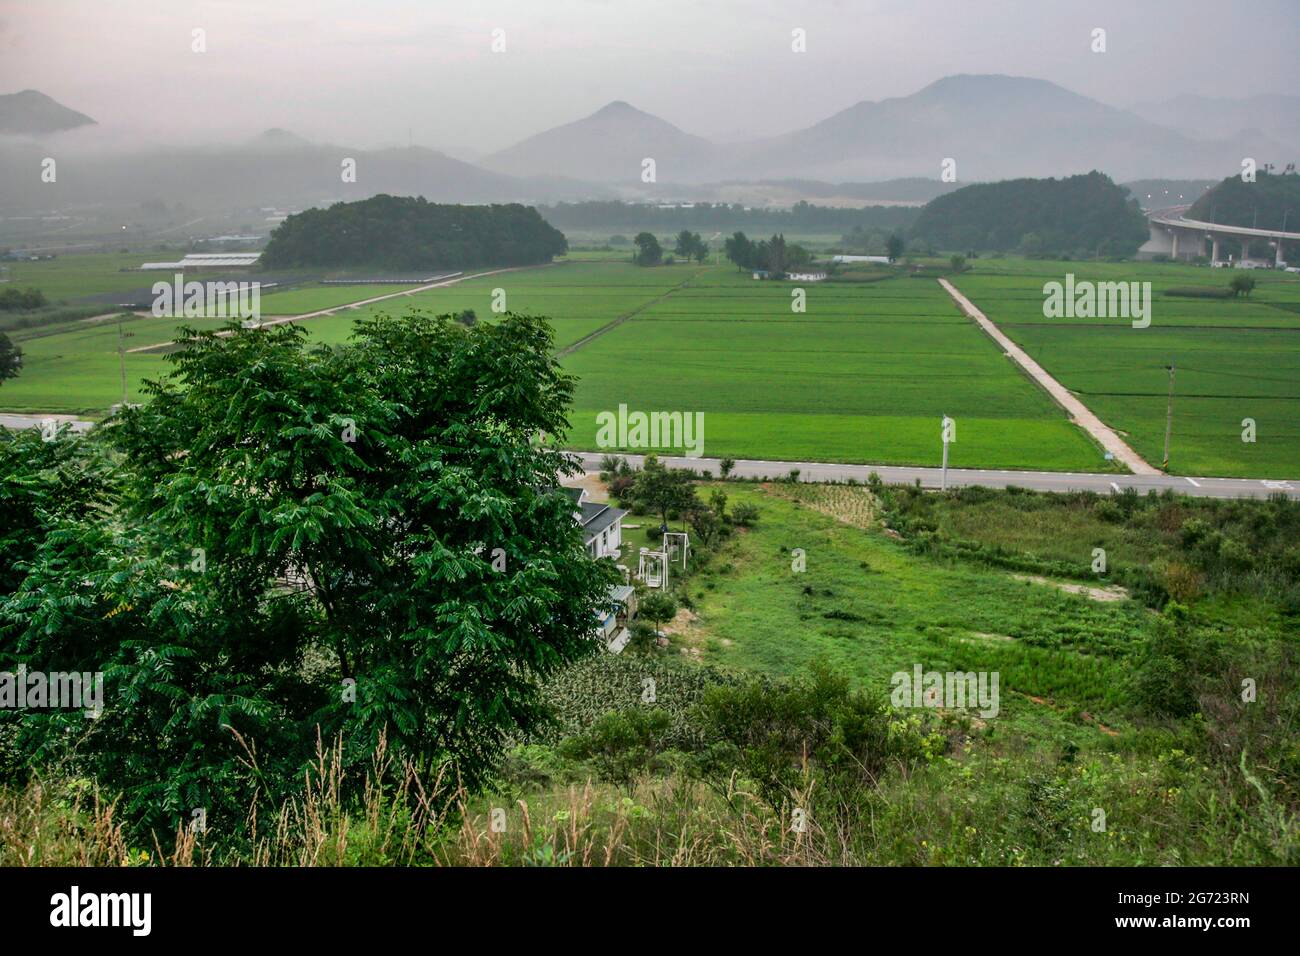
[723,232,812,274]
[260,195,568,270]
[910,172,1149,257]
[539,200,919,234]
[0,287,46,312]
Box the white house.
[563,486,635,651]
[786,268,827,282]
[831,255,890,264]
[563,487,625,559]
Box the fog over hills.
[1130,94,1300,156]
[2,76,1295,218]
[724,75,1247,182]
[485,76,1290,185]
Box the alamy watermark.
[891,664,999,718]
[1042,274,1150,328]
[0,666,104,718]
[595,403,704,458]
[151,274,261,322]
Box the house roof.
[579,501,625,543]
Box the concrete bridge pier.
[1211,235,1221,262]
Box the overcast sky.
[3,0,1297,153]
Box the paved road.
[5,418,1294,500]
[938,278,1159,475]
[572,451,1300,500]
[0,413,94,434]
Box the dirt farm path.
[938,277,1159,476]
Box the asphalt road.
[572,452,1300,500]
[4,417,1294,500]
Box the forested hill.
[259,195,568,270]
[910,171,1149,256]
[1186,170,1300,233]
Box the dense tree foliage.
[0,287,46,312]
[673,230,709,263]
[259,195,568,270]
[632,232,663,266]
[910,172,1148,257]
[0,313,618,836]
[722,232,812,274]
[629,453,697,527]
[0,332,20,382]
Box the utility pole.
[1162,361,1175,470]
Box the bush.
[693,664,943,810]
[559,709,675,788]
[730,503,759,527]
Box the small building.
[786,268,827,282]
[752,269,770,280]
[832,255,890,264]
[563,487,626,559]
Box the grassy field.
[670,482,1152,726]
[951,259,1300,477]
[0,251,159,301]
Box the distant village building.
[753,267,827,281]
[832,254,891,264]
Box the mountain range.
[3,76,1296,213]
[482,76,1296,185]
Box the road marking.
[1184,477,1201,487]
[1263,480,1293,490]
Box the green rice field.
[2,252,1296,477]
[951,259,1300,477]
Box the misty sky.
[3,0,1297,153]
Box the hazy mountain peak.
[484,99,715,183]
[252,127,313,149]
[0,89,96,135]
[594,100,638,115]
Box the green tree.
[633,232,663,266]
[0,312,618,836]
[674,229,705,260]
[639,591,678,636]
[688,505,723,548]
[1229,274,1256,297]
[633,453,698,528]
[0,333,21,383]
[886,232,905,262]
[724,232,755,270]
[765,234,789,275]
